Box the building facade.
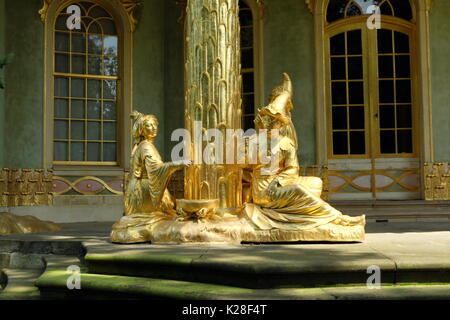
[0,0,449,223]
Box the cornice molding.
[39,0,141,32]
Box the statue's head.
[256,73,294,130]
[131,111,159,142]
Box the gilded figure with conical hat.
[241,73,365,237]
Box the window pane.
[54,120,68,140]
[332,82,347,105]
[72,55,86,74]
[378,29,393,54]
[55,32,69,52]
[55,77,69,97]
[332,107,348,130]
[87,100,101,119]
[396,80,411,103]
[395,55,411,78]
[72,33,86,53]
[380,1,393,15]
[100,19,117,35]
[392,0,413,21]
[327,0,347,23]
[380,105,395,129]
[348,57,363,79]
[331,57,346,80]
[347,30,362,55]
[71,78,85,98]
[104,56,118,76]
[88,121,101,140]
[103,101,117,120]
[55,99,69,118]
[242,72,255,92]
[241,26,253,48]
[104,143,117,162]
[88,55,102,75]
[54,142,68,161]
[397,130,413,153]
[104,122,117,141]
[71,99,85,119]
[55,54,69,73]
[241,49,254,69]
[380,130,396,153]
[349,81,364,104]
[397,105,412,128]
[350,131,365,155]
[242,94,255,115]
[88,35,102,54]
[239,8,252,27]
[88,143,101,161]
[71,142,85,161]
[87,80,101,99]
[104,36,118,55]
[333,132,348,155]
[378,55,394,78]
[346,2,361,17]
[379,80,394,103]
[71,121,85,140]
[243,116,254,131]
[349,106,365,129]
[103,81,116,100]
[394,32,410,53]
[330,33,345,55]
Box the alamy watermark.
[66,265,81,290]
[171,121,282,175]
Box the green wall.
[4,0,44,169]
[163,0,185,161]
[264,0,316,165]
[133,0,166,156]
[430,0,450,162]
[0,0,5,168]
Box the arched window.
[53,1,120,165]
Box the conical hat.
[259,73,293,125]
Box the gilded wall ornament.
[0,169,54,207]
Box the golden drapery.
[243,136,364,232]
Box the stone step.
[0,268,42,300]
[35,266,450,300]
[80,239,450,290]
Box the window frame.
[325,15,419,160]
[42,0,134,173]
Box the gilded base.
[0,212,62,235]
[111,211,365,244]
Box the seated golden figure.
[242,74,365,238]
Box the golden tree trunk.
[184,0,243,210]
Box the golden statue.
[125,111,185,216]
[240,74,365,241]
[111,74,365,244]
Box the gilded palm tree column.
[183,0,243,211]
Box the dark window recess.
[331,57,346,80]
[332,107,348,130]
[332,82,347,105]
[397,130,413,153]
[349,106,365,129]
[350,132,366,154]
[348,57,363,79]
[380,130,396,153]
[330,33,346,55]
[333,132,349,155]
